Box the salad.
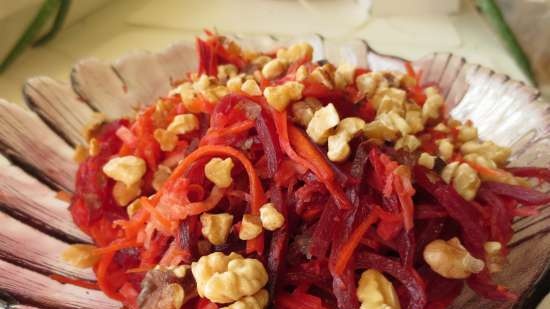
[61,32,550,309]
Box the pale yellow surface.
[0,0,528,106]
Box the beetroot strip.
[256,110,282,177]
[414,166,488,257]
[477,187,514,245]
[506,167,550,182]
[467,271,518,301]
[481,181,550,206]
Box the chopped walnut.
[327,117,366,162]
[310,66,334,89]
[259,203,285,231]
[239,214,263,240]
[356,72,384,99]
[263,81,304,111]
[61,244,100,269]
[220,289,269,309]
[357,269,401,309]
[167,114,199,135]
[154,129,178,152]
[73,145,88,163]
[334,63,355,90]
[395,135,421,152]
[418,152,436,169]
[200,213,234,245]
[276,42,313,63]
[217,64,238,82]
[241,80,262,96]
[291,97,323,127]
[205,157,234,188]
[261,59,286,80]
[306,103,340,144]
[103,155,146,187]
[191,252,268,303]
[89,138,101,156]
[112,180,141,206]
[424,237,485,279]
[153,165,172,191]
[138,266,195,309]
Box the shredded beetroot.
[467,271,518,301]
[68,32,550,309]
[266,187,290,297]
[421,268,464,309]
[506,167,550,182]
[481,181,550,205]
[477,187,514,245]
[414,166,488,257]
[255,110,282,177]
[308,200,338,259]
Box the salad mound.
[62,32,550,309]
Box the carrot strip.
[94,240,137,255]
[246,234,265,255]
[394,174,415,231]
[167,145,266,214]
[286,122,351,209]
[114,209,150,241]
[272,110,351,209]
[49,274,99,290]
[55,190,72,203]
[159,240,191,267]
[173,186,226,219]
[200,119,256,145]
[140,197,174,234]
[271,110,313,169]
[96,251,124,301]
[470,162,510,179]
[166,145,267,255]
[333,213,378,275]
[126,266,154,274]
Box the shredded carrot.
[333,213,378,275]
[394,173,415,231]
[96,251,124,301]
[94,240,138,255]
[273,112,350,209]
[159,240,191,267]
[246,234,265,255]
[115,209,150,241]
[167,145,266,214]
[164,145,267,255]
[172,186,226,219]
[118,143,133,156]
[288,124,351,209]
[49,274,99,290]
[126,266,155,274]
[404,62,418,80]
[470,162,510,179]
[200,119,256,145]
[140,197,174,235]
[55,190,72,203]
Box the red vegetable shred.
[67,32,550,309]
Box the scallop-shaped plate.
[0,35,548,309]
